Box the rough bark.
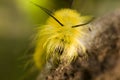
[38,9,120,80]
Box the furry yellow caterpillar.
[32,2,94,70]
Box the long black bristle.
[31,2,64,26]
[72,17,95,28]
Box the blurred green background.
[0,0,120,80]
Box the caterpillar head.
[32,3,94,69]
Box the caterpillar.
[32,2,94,70]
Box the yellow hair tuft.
[33,8,92,69]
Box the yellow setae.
[33,3,93,70]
